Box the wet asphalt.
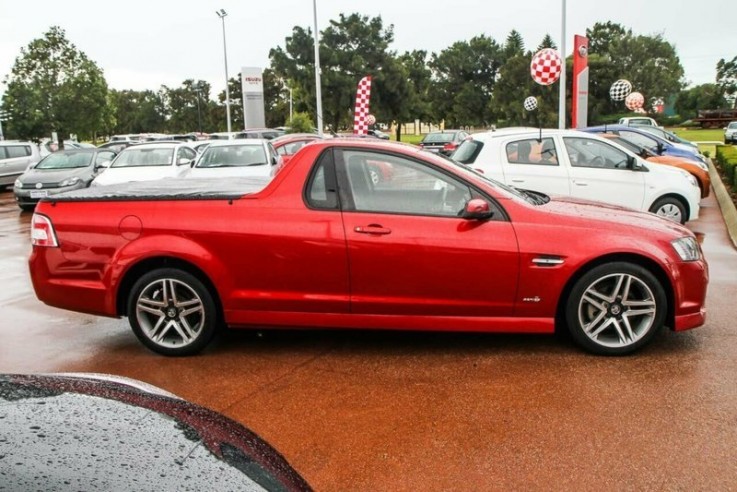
[0,187,736,491]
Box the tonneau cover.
[44,177,271,202]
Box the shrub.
[286,112,315,134]
[716,145,737,192]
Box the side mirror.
[95,160,112,169]
[178,157,192,166]
[462,198,493,220]
[627,156,642,170]
[271,155,278,166]
[656,142,665,154]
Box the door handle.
[511,179,525,183]
[354,225,392,235]
[573,181,588,186]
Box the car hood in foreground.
[0,373,312,491]
[539,195,690,237]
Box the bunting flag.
[353,76,372,135]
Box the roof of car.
[468,128,593,142]
[203,139,267,147]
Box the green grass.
[666,127,724,143]
[391,134,424,145]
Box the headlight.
[686,174,698,188]
[14,178,22,188]
[671,237,701,261]
[59,177,81,187]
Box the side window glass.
[305,150,338,210]
[0,148,7,159]
[564,137,630,169]
[506,138,558,165]
[95,152,114,165]
[6,145,31,158]
[340,150,472,217]
[620,131,657,150]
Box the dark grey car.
[13,148,116,211]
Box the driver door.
[336,148,520,317]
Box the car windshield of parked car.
[36,152,93,169]
[617,130,660,152]
[111,148,174,168]
[422,132,455,144]
[197,145,268,168]
[729,122,737,129]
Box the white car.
[185,139,281,179]
[618,116,659,127]
[452,129,701,224]
[91,143,196,187]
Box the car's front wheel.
[127,268,218,356]
[649,197,687,224]
[565,262,666,355]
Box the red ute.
[29,140,708,356]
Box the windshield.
[422,132,455,144]
[729,122,737,129]
[112,148,174,168]
[196,144,268,168]
[427,152,545,206]
[36,152,93,169]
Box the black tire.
[19,204,35,212]
[649,196,687,224]
[127,268,218,356]
[565,262,666,355]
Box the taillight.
[31,213,58,247]
[443,142,458,151]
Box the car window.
[197,145,267,168]
[506,138,558,165]
[305,150,339,210]
[37,152,93,169]
[422,132,454,144]
[453,140,484,164]
[177,147,196,164]
[564,137,630,169]
[728,122,737,129]
[95,151,115,165]
[112,148,174,168]
[618,130,659,150]
[4,145,31,158]
[339,150,472,217]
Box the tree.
[717,56,737,108]
[502,30,525,61]
[270,13,401,132]
[536,34,557,51]
[1,26,110,146]
[429,35,503,127]
[675,84,728,118]
[586,22,627,55]
[286,112,313,133]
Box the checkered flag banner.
[609,79,632,101]
[353,76,372,135]
[530,48,562,86]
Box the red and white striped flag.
[353,76,372,135]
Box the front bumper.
[670,257,709,331]
[14,182,88,206]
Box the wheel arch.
[648,193,690,221]
[115,256,224,325]
[555,253,675,332]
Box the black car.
[418,129,470,155]
[0,373,312,491]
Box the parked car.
[235,128,280,140]
[91,142,196,187]
[1,373,311,491]
[208,132,240,140]
[452,129,701,224]
[185,140,281,179]
[599,133,710,198]
[14,148,116,210]
[367,129,390,140]
[618,116,659,127]
[584,125,707,165]
[636,126,699,150]
[272,133,323,166]
[419,130,469,155]
[724,121,737,144]
[98,140,135,153]
[29,139,708,356]
[0,140,42,188]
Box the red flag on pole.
[353,76,372,135]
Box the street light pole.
[194,85,203,135]
[312,0,324,136]
[558,0,567,129]
[216,9,232,134]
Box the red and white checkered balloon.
[365,114,376,126]
[530,48,562,86]
[625,91,645,111]
[353,76,372,135]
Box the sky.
[0,0,733,100]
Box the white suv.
[452,129,701,224]
[724,121,737,144]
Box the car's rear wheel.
[19,204,35,212]
[127,268,217,356]
[565,262,666,355]
[649,197,687,224]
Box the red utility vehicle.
[29,140,708,356]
